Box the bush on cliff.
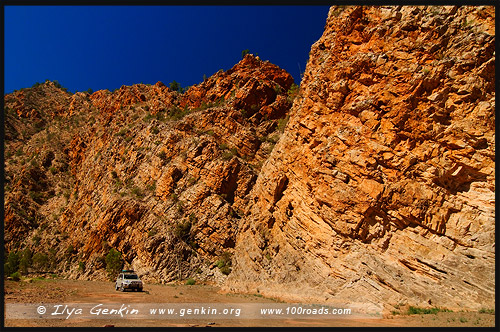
[105,248,124,280]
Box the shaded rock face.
[4,55,294,283]
[226,5,495,310]
[3,5,494,312]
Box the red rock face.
[180,54,295,119]
[226,5,495,310]
[3,6,494,312]
[3,54,295,284]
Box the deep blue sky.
[4,5,330,94]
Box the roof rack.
[122,269,135,273]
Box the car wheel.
[120,285,125,292]
[115,285,119,291]
[139,288,143,292]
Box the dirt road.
[3,278,495,327]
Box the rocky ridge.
[4,54,295,283]
[3,5,495,312]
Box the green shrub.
[148,227,158,237]
[131,186,143,198]
[32,235,41,246]
[29,190,45,203]
[78,261,85,271]
[174,220,191,240]
[277,115,290,132]
[478,308,494,314]
[10,272,21,281]
[220,266,232,275]
[407,306,446,315]
[116,128,127,136]
[19,248,32,274]
[221,147,238,160]
[32,252,49,271]
[176,201,184,214]
[222,151,234,160]
[158,151,170,162]
[216,251,232,275]
[287,83,299,102]
[66,244,76,257]
[167,106,190,121]
[4,251,20,275]
[169,80,181,92]
[185,278,196,285]
[147,182,156,192]
[105,248,124,280]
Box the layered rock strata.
[226,5,495,310]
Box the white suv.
[115,270,143,292]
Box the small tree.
[241,49,250,58]
[32,252,49,271]
[105,248,124,280]
[169,80,181,93]
[4,251,20,276]
[19,248,32,275]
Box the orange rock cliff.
[3,5,494,311]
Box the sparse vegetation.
[32,252,49,271]
[18,248,32,274]
[78,261,85,271]
[216,251,232,275]
[287,83,299,102]
[9,272,21,281]
[131,186,143,198]
[146,182,156,193]
[185,278,196,285]
[277,115,290,132]
[221,147,238,160]
[148,227,158,237]
[174,219,191,240]
[116,128,128,136]
[407,306,452,315]
[478,308,494,314]
[158,151,170,163]
[167,106,191,120]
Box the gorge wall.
[226,5,495,310]
[3,5,495,311]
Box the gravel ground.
[3,278,495,327]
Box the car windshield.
[124,274,139,279]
